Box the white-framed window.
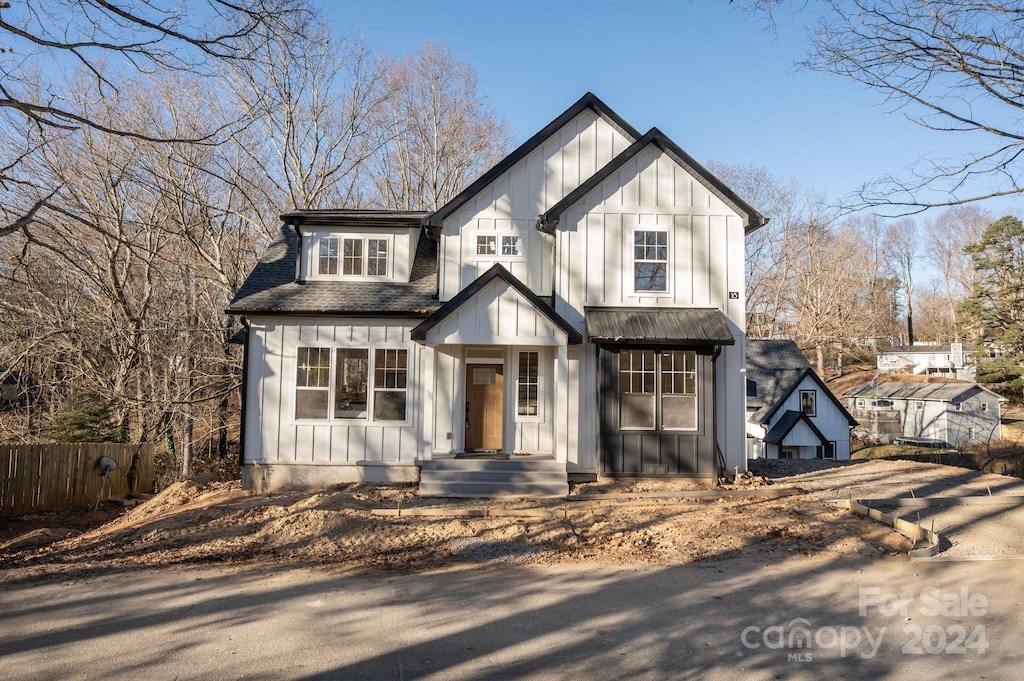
[954,402,962,412]
[315,235,391,278]
[517,351,540,417]
[501,235,523,256]
[318,237,339,275]
[367,239,388,276]
[476,235,497,255]
[295,347,332,419]
[800,390,816,416]
[342,238,363,275]
[633,229,668,292]
[619,350,697,430]
[982,402,989,412]
[373,349,408,421]
[295,346,408,422]
[968,427,976,439]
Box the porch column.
[555,344,569,463]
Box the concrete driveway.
[1,553,1022,680]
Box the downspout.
[294,221,305,284]
[238,315,250,470]
[711,344,730,484]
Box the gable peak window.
[476,235,497,255]
[800,390,816,416]
[634,229,668,292]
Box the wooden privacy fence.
[0,443,156,517]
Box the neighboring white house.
[227,93,765,494]
[745,340,858,460]
[877,343,976,381]
[846,381,1003,447]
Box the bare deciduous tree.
[883,217,918,344]
[369,41,512,211]
[0,0,313,237]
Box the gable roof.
[226,222,440,316]
[539,127,767,234]
[410,264,583,344]
[763,410,829,446]
[845,381,1004,403]
[424,92,642,229]
[746,339,857,426]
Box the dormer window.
[312,235,392,279]
[343,238,363,275]
[318,237,339,275]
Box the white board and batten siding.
[766,374,853,459]
[439,108,634,301]
[551,143,749,472]
[245,317,430,467]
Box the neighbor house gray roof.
[879,344,976,355]
[226,221,440,316]
[584,307,735,345]
[763,409,828,446]
[845,381,1003,403]
[745,339,812,419]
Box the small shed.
[845,381,1003,447]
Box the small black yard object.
[94,456,118,510]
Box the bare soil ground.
[0,474,912,582]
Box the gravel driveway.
[752,458,1024,558]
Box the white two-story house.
[227,93,766,495]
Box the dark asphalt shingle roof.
[226,223,440,316]
[745,339,812,419]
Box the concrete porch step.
[419,458,568,498]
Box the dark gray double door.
[598,345,716,476]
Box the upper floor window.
[343,238,363,275]
[318,238,339,275]
[800,390,816,416]
[634,230,667,292]
[502,236,522,256]
[313,236,392,278]
[477,235,497,255]
[477,234,523,257]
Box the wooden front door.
[465,364,504,450]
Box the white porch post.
[555,343,569,463]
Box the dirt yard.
[0,472,916,583]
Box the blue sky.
[324,0,1022,219]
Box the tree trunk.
[816,344,825,376]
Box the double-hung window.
[295,347,408,422]
[619,350,697,430]
[373,349,408,421]
[318,238,339,275]
[634,230,668,292]
[517,351,539,417]
[343,238,364,275]
[320,236,389,278]
[295,348,332,419]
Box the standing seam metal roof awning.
[585,307,735,345]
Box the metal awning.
[585,307,735,345]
